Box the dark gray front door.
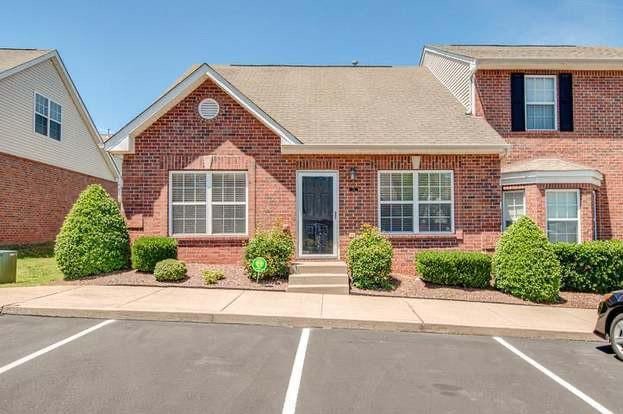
[299,174,336,256]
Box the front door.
[297,171,338,257]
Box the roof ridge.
[0,47,51,51]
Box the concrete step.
[286,284,350,295]
[290,261,347,275]
[288,273,349,286]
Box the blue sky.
[3,0,623,132]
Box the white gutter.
[281,143,510,155]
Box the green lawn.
[0,243,64,288]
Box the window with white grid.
[546,190,580,243]
[378,171,453,233]
[169,171,247,235]
[503,191,525,230]
[34,93,62,140]
[525,76,556,130]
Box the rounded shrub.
[553,240,623,293]
[202,269,225,285]
[55,184,130,280]
[416,251,492,288]
[493,216,561,303]
[131,236,177,272]
[347,225,393,289]
[153,259,187,282]
[244,225,294,280]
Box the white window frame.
[502,190,526,230]
[168,170,248,237]
[33,91,62,140]
[524,75,557,131]
[377,170,454,234]
[545,189,581,243]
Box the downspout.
[592,190,598,240]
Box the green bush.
[416,251,492,288]
[244,226,294,280]
[552,240,623,293]
[153,259,187,282]
[54,184,130,279]
[202,269,225,285]
[347,225,393,289]
[493,216,561,303]
[1,243,55,258]
[131,236,177,272]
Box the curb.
[1,305,600,342]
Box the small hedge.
[244,225,294,280]
[55,184,130,279]
[553,240,623,293]
[347,225,393,289]
[202,269,225,285]
[493,216,561,303]
[131,236,177,272]
[416,251,492,288]
[154,259,187,282]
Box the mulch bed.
[54,263,602,310]
[350,273,602,309]
[52,263,287,291]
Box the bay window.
[546,190,580,243]
[502,190,525,229]
[379,171,453,233]
[169,171,247,236]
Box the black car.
[594,289,623,360]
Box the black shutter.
[510,73,525,131]
[559,73,574,131]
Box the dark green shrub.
[244,226,294,279]
[347,225,393,289]
[55,184,130,279]
[493,216,561,303]
[202,269,225,285]
[131,236,177,272]
[153,259,187,282]
[553,240,623,293]
[416,251,492,288]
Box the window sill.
[171,234,249,242]
[382,231,462,240]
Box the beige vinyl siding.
[422,50,473,112]
[0,59,114,181]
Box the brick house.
[104,44,623,278]
[0,49,118,246]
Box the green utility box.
[0,250,17,284]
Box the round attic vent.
[198,98,219,119]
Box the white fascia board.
[477,58,623,70]
[281,143,510,155]
[104,64,301,154]
[501,169,603,187]
[419,46,477,66]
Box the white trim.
[477,58,623,71]
[281,144,510,155]
[524,75,557,131]
[296,171,339,258]
[377,170,455,235]
[419,46,477,66]
[501,169,603,187]
[545,189,581,243]
[104,64,301,154]
[502,190,526,230]
[168,170,249,237]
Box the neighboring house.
[0,48,118,246]
[104,44,623,275]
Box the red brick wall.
[475,70,623,239]
[122,77,502,274]
[0,152,118,246]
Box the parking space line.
[0,319,116,376]
[493,336,613,414]
[282,328,311,414]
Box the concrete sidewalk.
[0,285,599,341]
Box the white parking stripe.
[282,328,311,414]
[0,319,116,375]
[493,336,613,414]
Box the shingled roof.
[427,44,623,61]
[0,48,50,74]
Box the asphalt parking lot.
[0,315,620,414]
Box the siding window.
[34,93,62,140]
[502,191,525,230]
[169,171,247,236]
[525,76,556,130]
[546,190,580,243]
[379,171,453,234]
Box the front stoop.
[287,261,349,295]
